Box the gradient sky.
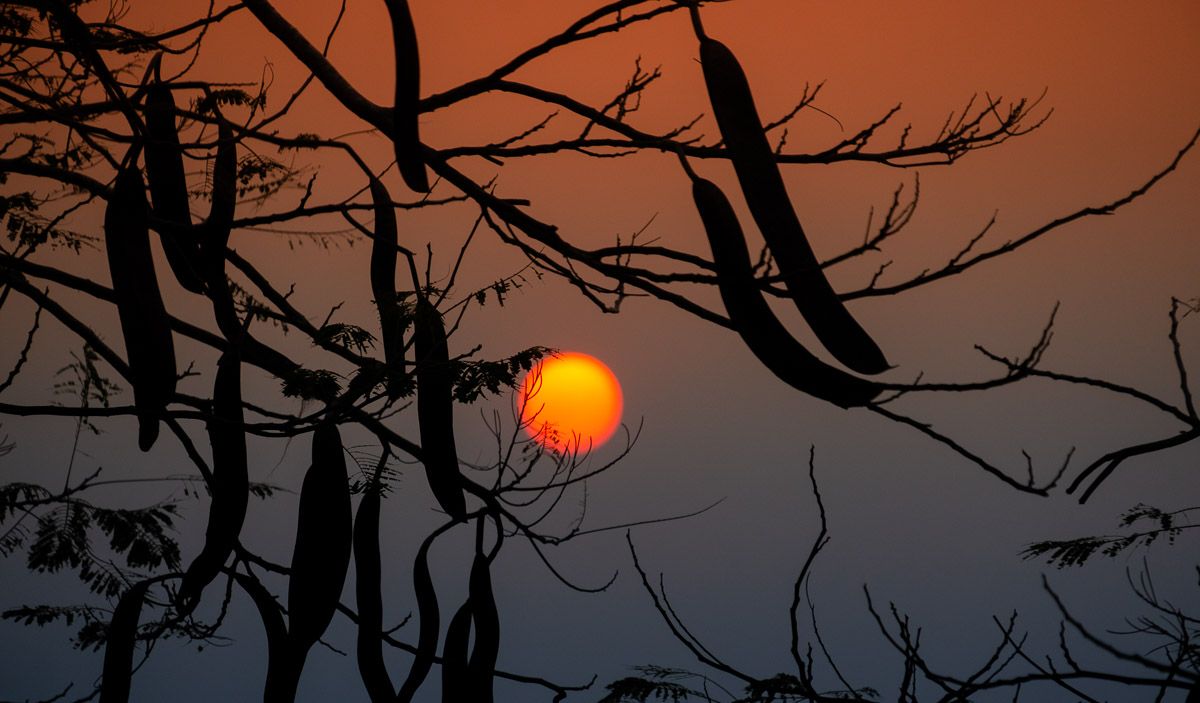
[2,2,1200,701]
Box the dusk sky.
[2,2,1199,701]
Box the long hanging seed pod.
[440,599,473,703]
[693,19,889,375]
[283,421,353,699]
[368,177,407,399]
[143,62,206,294]
[383,0,430,193]
[203,121,242,344]
[465,523,499,703]
[413,298,467,520]
[98,579,153,703]
[177,348,248,614]
[688,167,880,407]
[395,528,442,703]
[104,158,177,451]
[232,573,291,703]
[352,472,394,702]
[204,121,237,284]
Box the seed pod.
[104,160,177,451]
[395,528,442,703]
[177,349,248,614]
[690,172,880,407]
[202,121,242,344]
[440,599,472,703]
[353,477,394,702]
[368,177,407,399]
[697,34,889,375]
[466,547,499,702]
[286,422,353,683]
[143,76,206,294]
[99,579,152,703]
[208,266,242,346]
[204,121,237,283]
[233,573,292,703]
[413,298,467,520]
[383,0,430,193]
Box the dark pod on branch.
[233,573,291,703]
[98,579,153,703]
[204,121,237,285]
[353,475,395,702]
[202,121,243,344]
[440,599,473,703]
[465,535,499,703]
[143,68,206,294]
[395,528,442,703]
[177,348,248,614]
[384,0,430,193]
[413,298,467,520]
[283,421,352,698]
[104,159,178,450]
[368,177,408,399]
[697,32,889,375]
[689,170,880,407]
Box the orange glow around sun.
[519,352,623,454]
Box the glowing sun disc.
[519,352,623,453]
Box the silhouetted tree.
[612,450,1200,702]
[0,2,1197,702]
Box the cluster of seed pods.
[682,5,889,406]
[97,1,888,699]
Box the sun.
[519,352,623,454]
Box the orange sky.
[165,1,1200,349]
[4,3,1200,700]
[27,0,1200,562]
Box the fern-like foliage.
[1,604,108,650]
[52,346,121,434]
[14,499,181,597]
[280,367,341,402]
[314,322,377,355]
[193,88,264,115]
[1022,503,1197,568]
[453,346,551,403]
[598,677,694,703]
[597,666,710,703]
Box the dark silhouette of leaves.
[1023,503,1196,568]
[91,505,180,572]
[452,346,551,403]
[22,501,180,596]
[280,367,341,402]
[599,677,694,703]
[313,323,377,355]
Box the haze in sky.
[1,2,1199,702]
